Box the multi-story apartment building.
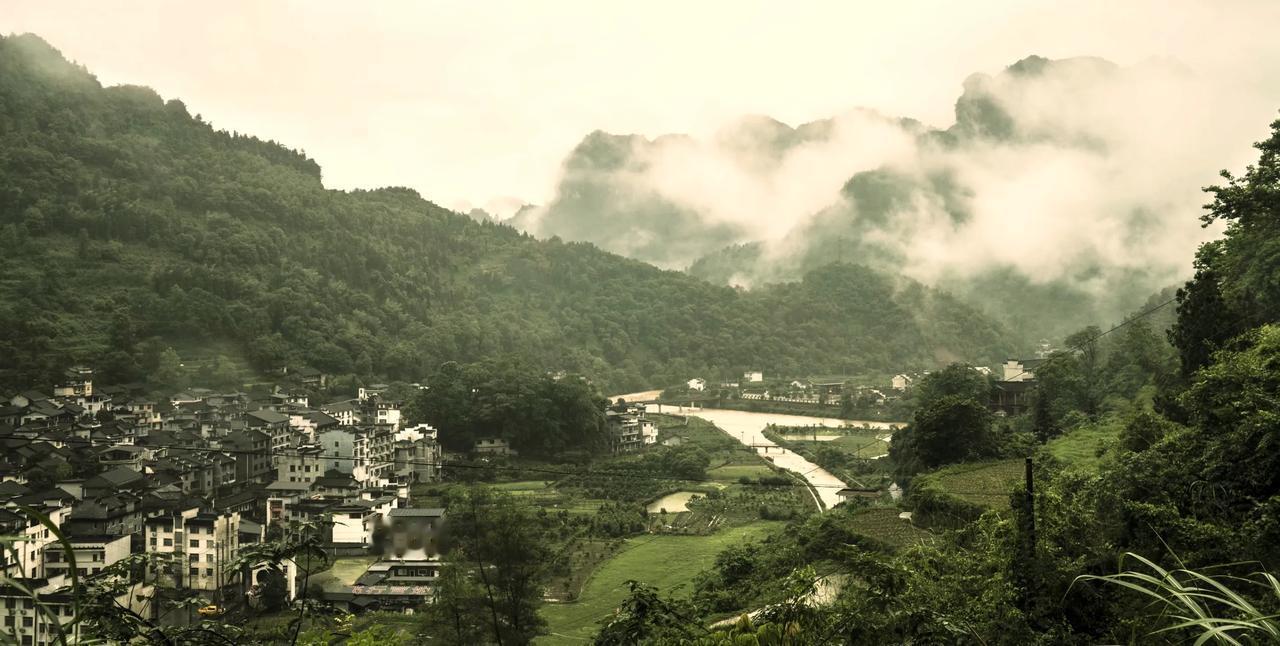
[606,404,658,453]
[0,506,71,579]
[145,509,260,592]
[42,534,131,578]
[392,424,441,484]
[275,444,324,485]
[318,425,395,485]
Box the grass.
[1048,418,1122,472]
[1078,552,1280,645]
[493,480,558,492]
[929,459,1026,508]
[778,431,890,458]
[538,522,783,645]
[707,464,776,481]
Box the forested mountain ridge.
[0,34,1018,392]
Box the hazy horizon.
[9,1,1280,216]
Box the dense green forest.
[0,34,1017,393]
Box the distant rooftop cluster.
[0,365,453,633]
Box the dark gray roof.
[387,507,445,518]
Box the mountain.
[0,34,1020,393]
[525,55,1214,341]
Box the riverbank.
[647,405,863,509]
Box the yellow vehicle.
[197,604,224,618]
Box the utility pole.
[1024,456,1035,556]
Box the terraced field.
[929,459,1026,507]
[845,507,934,549]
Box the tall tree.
[439,488,557,645]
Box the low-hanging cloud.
[524,55,1279,316]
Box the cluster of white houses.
[0,365,671,642]
[683,358,1045,416]
[0,367,453,643]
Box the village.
[0,354,1055,643]
[0,364,658,641]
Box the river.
[644,404,901,510]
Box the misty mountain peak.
[1,33,98,86]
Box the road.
[645,404,880,510]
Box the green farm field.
[777,430,890,458]
[1047,418,1122,472]
[929,459,1026,507]
[537,521,783,644]
[845,506,934,549]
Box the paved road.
[646,405,867,510]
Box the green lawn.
[1047,419,1121,472]
[538,522,783,644]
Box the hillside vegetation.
[0,34,1016,392]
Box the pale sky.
[6,1,1280,213]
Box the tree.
[1169,243,1251,377]
[901,395,995,472]
[436,488,557,645]
[913,363,991,408]
[154,346,185,389]
[1063,326,1103,416]
[1031,390,1058,441]
[415,563,491,645]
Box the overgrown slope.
[0,34,1016,391]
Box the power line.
[1003,296,1172,383]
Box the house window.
[189,555,198,563]
[190,540,199,548]
[189,567,199,577]
[163,538,172,547]
[205,568,213,577]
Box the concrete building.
[145,509,260,592]
[43,534,131,578]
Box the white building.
[891,374,913,391]
[145,509,259,592]
[743,371,763,383]
[320,400,358,426]
[607,405,658,453]
[393,425,442,483]
[2,506,71,579]
[686,378,706,392]
[1001,359,1043,382]
[318,426,397,485]
[44,534,131,578]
